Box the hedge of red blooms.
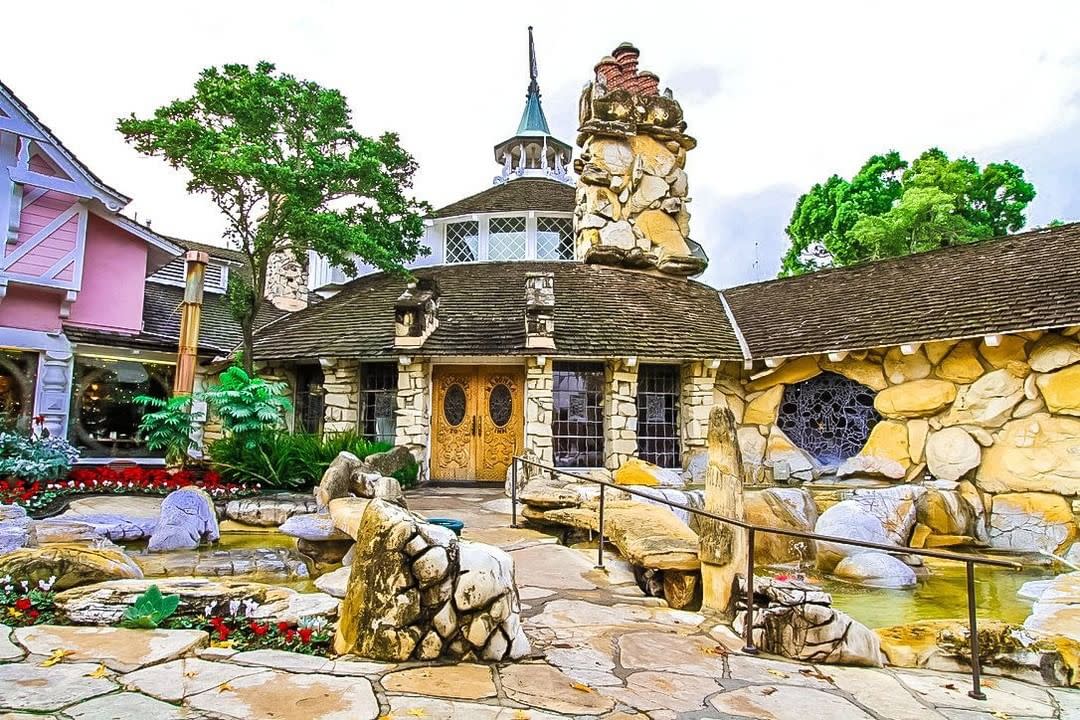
[0,466,259,513]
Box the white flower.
[203,604,214,618]
[4,585,12,593]
[19,580,28,591]
[0,575,10,584]
[228,599,241,617]
[242,599,259,616]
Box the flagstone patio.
[0,485,1075,719]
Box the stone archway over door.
[431,366,525,481]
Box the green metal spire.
[516,26,551,135]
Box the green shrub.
[0,431,79,482]
[121,585,180,629]
[201,366,291,448]
[132,395,198,467]
[207,431,393,490]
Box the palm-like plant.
[132,395,199,468]
[201,366,292,448]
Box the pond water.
[806,556,1055,629]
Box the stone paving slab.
[185,668,379,720]
[382,663,496,699]
[708,684,878,719]
[894,670,1057,717]
[385,696,564,719]
[63,691,198,719]
[14,625,206,673]
[499,662,617,715]
[120,658,265,702]
[0,661,115,712]
[0,627,24,662]
[827,665,945,719]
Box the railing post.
[742,527,758,655]
[596,484,606,570]
[510,458,519,529]
[965,560,986,700]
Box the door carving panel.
[476,369,524,481]
[431,369,475,480]
[431,366,524,481]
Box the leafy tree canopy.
[118,62,430,369]
[779,147,1035,276]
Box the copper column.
[173,250,208,396]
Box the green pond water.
[810,557,1054,629]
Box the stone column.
[604,359,638,470]
[700,406,747,617]
[35,349,73,438]
[265,249,309,311]
[680,361,718,474]
[524,356,554,466]
[320,358,359,434]
[394,359,430,473]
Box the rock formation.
[573,43,706,276]
[700,406,746,614]
[147,487,219,553]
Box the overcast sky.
[3,1,1078,288]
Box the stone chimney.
[394,277,440,348]
[573,43,706,277]
[265,249,310,311]
[524,272,555,350]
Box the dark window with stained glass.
[68,356,173,458]
[360,363,398,444]
[775,371,880,466]
[0,350,38,433]
[294,364,325,434]
[552,362,604,468]
[636,364,681,468]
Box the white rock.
[313,565,351,598]
[834,552,917,588]
[453,542,514,612]
[147,487,218,552]
[925,427,982,481]
[278,513,350,542]
[412,546,450,587]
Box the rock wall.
[320,358,360,435]
[524,357,554,466]
[722,329,1080,556]
[604,359,639,470]
[573,43,705,276]
[265,248,309,311]
[395,360,430,478]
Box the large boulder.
[744,488,818,565]
[614,457,685,488]
[54,576,336,625]
[935,341,986,384]
[361,445,414,477]
[1028,333,1080,373]
[765,426,817,481]
[814,486,923,571]
[0,545,142,591]
[874,380,957,419]
[1037,364,1080,416]
[315,451,405,510]
[278,512,350,542]
[147,487,219,553]
[916,489,976,538]
[224,494,317,527]
[330,498,529,662]
[989,493,1077,554]
[0,505,33,554]
[925,427,982,481]
[977,414,1080,495]
[940,368,1025,428]
[834,552,917,589]
[40,514,155,543]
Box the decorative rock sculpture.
[315,451,406,510]
[573,43,706,276]
[147,487,219,553]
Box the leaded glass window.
[776,372,880,466]
[536,216,574,260]
[69,355,173,458]
[553,362,604,468]
[294,364,325,434]
[361,363,398,443]
[446,221,479,263]
[0,350,38,433]
[488,217,527,260]
[636,364,681,468]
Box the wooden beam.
[9,167,93,200]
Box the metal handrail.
[510,455,1024,701]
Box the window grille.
[488,217,527,260]
[636,364,681,468]
[552,362,604,468]
[360,363,398,443]
[776,371,880,465]
[294,364,325,434]
[445,221,479,263]
[536,217,574,260]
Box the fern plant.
[201,366,291,448]
[133,395,198,468]
[121,585,180,629]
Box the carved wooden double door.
[431,365,525,481]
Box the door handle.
[471,416,477,436]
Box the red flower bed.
[1,466,258,513]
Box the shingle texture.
[429,178,574,218]
[252,261,742,361]
[722,223,1080,359]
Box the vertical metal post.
[596,484,606,570]
[510,458,519,528]
[966,561,986,700]
[742,527,758,654]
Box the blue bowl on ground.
[428,518,465,536]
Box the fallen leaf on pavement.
[84,664,109,679]
[41,649,75,667]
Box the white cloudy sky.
[3,1,1079,288]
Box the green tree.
[780,148,1035,276]
[118,62,429,370]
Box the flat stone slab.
[386,696,564,720]
[186,668,379,719]
[709,685,876,720]
[14,625,206,673]
[826,665,945,720]
[120,657,266,702]
[607,670,722,713]
[64,691,193,720]
[0,626,25,661]
[65,496,162,519]
[893,669,1056,717]
[225,494,317,527]
[499,662,615,715]
[510,543,599,590]
[0,661,115,712]
[382,664,496,699]
[134,546,310,582]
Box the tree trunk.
[699,404,747,617]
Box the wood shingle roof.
[429,178,574,218]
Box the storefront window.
[0,350,38,433]
[68,355,173,458]
[360,363,398,444]
[552,362,604,468]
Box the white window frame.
[442,212,574,264]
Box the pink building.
[0,82,282,462]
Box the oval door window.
[444,384,467,426]
[489,384,513,427]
